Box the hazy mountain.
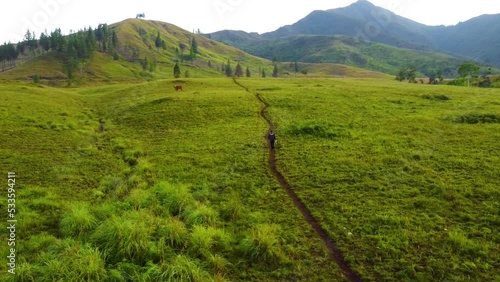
[209,0,500,68]
[263,0,433,50]
[428,14,500,65]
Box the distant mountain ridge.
[209,0,500,69]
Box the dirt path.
[233,79,362,282]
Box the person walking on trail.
[269,130,277,150]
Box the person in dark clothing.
[269,130,276,150]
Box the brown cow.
[174,85,183,91]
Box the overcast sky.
[2,0,500,43]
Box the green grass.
[1,76,498,281]
[0,78,341,281]
[243,77,500,281]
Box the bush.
[284,121,344,139]
[33,73,40,83]
[454,114,500,124]
[422,94,450,101]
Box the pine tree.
[191,37,198,54]
[246,67,251,77]
[190,37,198,59]
[39,32,51,51]
[235,63,243,77]
[173,63,181,78]
[155,32,162,49]
[225,59,232,77]
[262,69,266,78]
[112,30,118,49]
[272,64,279,77]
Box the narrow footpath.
[233,79,362,282]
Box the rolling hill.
[0,18,386,83]
[225,35,467,76]
[209,0,500,73]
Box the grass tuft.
[60,204,98,238]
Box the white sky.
[1,0,499,43]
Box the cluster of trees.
[1,25,118,80]
[174,37,199,61]
[219,60,252,78]
[396,62,494,87]
[396,65,417,83]
[55,24,118,81]
[0,43,18,62]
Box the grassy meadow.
[0,79,341,281]
[242,78,500,281]
[0,76,499,281]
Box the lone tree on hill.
[262,69,266,78]
[173,63,181,78]
[246,67,251,77]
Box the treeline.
[396,62,495,88]
[0,25,118,79]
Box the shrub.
[422,94,450,101]
[284,121,343,139]
[454,114,500,124]
[33,73,40,83]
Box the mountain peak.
[352,0,375,6]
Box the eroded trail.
[233,79,362,282]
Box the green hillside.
[212,34,497,76]
[0,19,386,84]
[0,19,272,84]
[209,0,500,73]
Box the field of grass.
[0,79,342,281]
[1,76,499,281]
[242,78,500,281]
